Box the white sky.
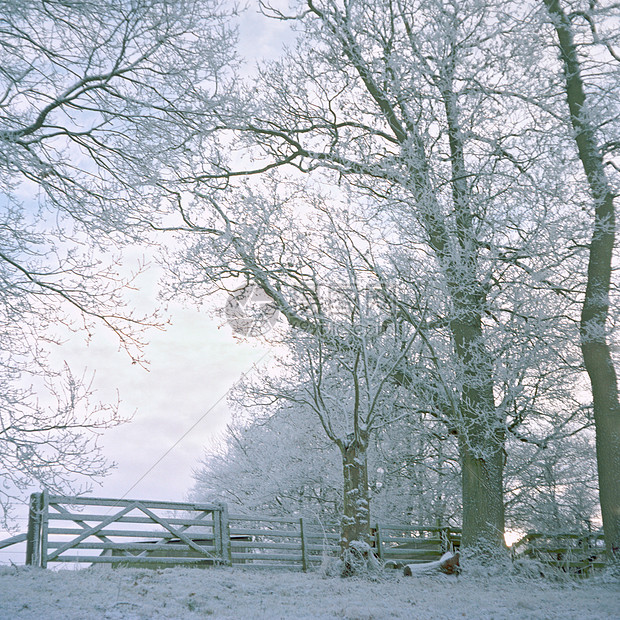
[79,0,294,508]
[62,304,269,504]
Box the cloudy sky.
[62,302,269,504]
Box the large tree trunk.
[303,0,508,553]
[451,314,506,549]
[339,437,371,575]
[543,0,620,559]
[438,60,506,551]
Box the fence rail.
[512,531,607,576]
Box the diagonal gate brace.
[46,503,139,563]
[136,504,220,562]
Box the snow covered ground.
[0,564,618,619]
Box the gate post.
[220,503,232,566]
[300,517,308,572]
[25,493,42,566]
[214,505,223,559]
[40,490,49,568]
[374,522,384,562]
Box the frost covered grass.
[0,564,618,619]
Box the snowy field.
[0,565,618,620]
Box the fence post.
[25,493,42,566]
[300,517,308,572]
[39,490,49,568]
[375,522,384,563]
[220,503,232,566]
[440,527,449,553]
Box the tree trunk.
[339,438,371,574]
[451,315,506,549]
[543,0,620,559]
[438,60,505,551]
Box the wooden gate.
[25,492,231,567]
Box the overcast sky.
[65,304,269,503]
[0,4,294,559]
[50,1,296,505]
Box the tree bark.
[543,0,620,559]
[339,437,371,574]
[451,314,506,549]
[440,58,506,549]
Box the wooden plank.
[377,523,446,532]
[53,555,218,565]
[47,528,181,538]
[46,528,218,539]
[303,532,340,541]
[48,496,219,511]
[228,514,300,524]
[230,541,301,550]
[300,518,308,572]
[40,490,49,569]
[229,527,302,538]
[375,523,384,562]
[220,503,232,566]
[48,514,216,527]
[381,536,442,545]
[0,533,27,550]
[231,552,304,561]
[214,507,222,558]
[383,547,442,555]
[51,503,138,560]
[130,507,214,560]
[135,504,219,561]
[46,541,218,552]
[25,492,41,565]
[306,543,339,552]
[232,562,304,571]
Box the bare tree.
[178,0,590,552]
[161,178,433,571]
[0,0,235,521]
[540,0,620,560]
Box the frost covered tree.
[175,0,591,552]
[506,429,600,533]
[0,0,235,522]
[165,182,431,571]
[253,321,423,573]
[540,0,620,559]
[193,394,464,527]
[192,400,343,520]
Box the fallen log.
[403,551,460,576]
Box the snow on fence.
[511,531,607,576]
[1,492,463,570]
[24,492,229,568]
[6,498,607,576]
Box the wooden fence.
[7,492,461,570]
[374,523,461,566]
[511,531,607,576]
[24,492,230,568]
[3,494,608,575]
